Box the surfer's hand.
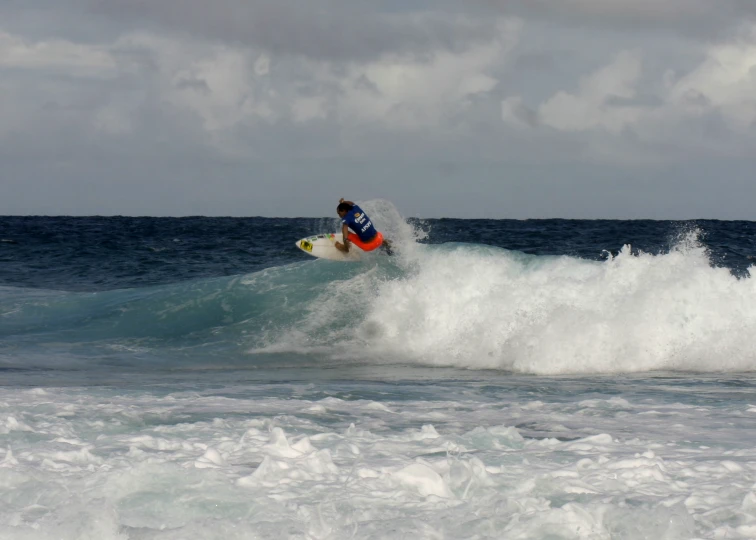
[339,198,344,203]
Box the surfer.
[335,199,391,254]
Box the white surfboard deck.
[295,233,363,261]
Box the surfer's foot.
[381,240,394,256]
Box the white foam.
[194,447,226,469]
[392,462,453,498]
[259,225,756,374]
[2,416,34,433]
[358,198,428,256]
[347,230,756,373]
[2,375,756,539]
[1,446,19,467]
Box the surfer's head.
[337,202,353,217]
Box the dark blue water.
[2,216,755,292]
[2,209,756,376]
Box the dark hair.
[337,202,353,213]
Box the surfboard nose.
[297,239,314,253]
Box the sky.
[1,1,756,218]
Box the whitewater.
[2,206,756,539]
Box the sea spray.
[262,230,756,374]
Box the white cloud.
[666,29,756,130]
[1,10,756,180]
[0,19,520,151]
[254,54,270,76]
[331,19,520,130]
[500,25,756,160]
[0,31,116,76]
[532,50,643,134]
[171,48,270,131]
[3,2,756,217]
[292,96,327,123]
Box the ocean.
[2,201,756,539]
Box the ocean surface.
[3,201,756,539]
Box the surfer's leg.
[348,232,383,252]
[381,239,394,256]
[346,233,363,249]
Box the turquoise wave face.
[0,201,423,370]
[0,254,405,369]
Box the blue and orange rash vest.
[342,205,378,242]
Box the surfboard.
[295,233,362,261]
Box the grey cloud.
[352,74,380,94]
[502,100,539,128]
[3,0,756,218]
[73,0,502,62]
[680,90,711,108]
[1,1,506,63]
[175,77,210,94]
[485,0,756,39]
[604,94,664,108]
[110,47,160,73]
[511,51,563,72]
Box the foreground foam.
[1,375,756,539]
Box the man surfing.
[335,198,391,254]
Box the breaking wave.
[3,209,756,374]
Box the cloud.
[0,31,115,75]
[666,28,756,130]
[486,0,756,38]
[501,49,647,136]
[331,20,520,130]
[69,0,502,63]
[536,50,643,134]
[2,1,756,217]
[2,13,754,167]
[501,27,756,160]
[0,15,521,158]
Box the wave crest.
[4,221,756,375]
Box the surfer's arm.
[336,223,351,253]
